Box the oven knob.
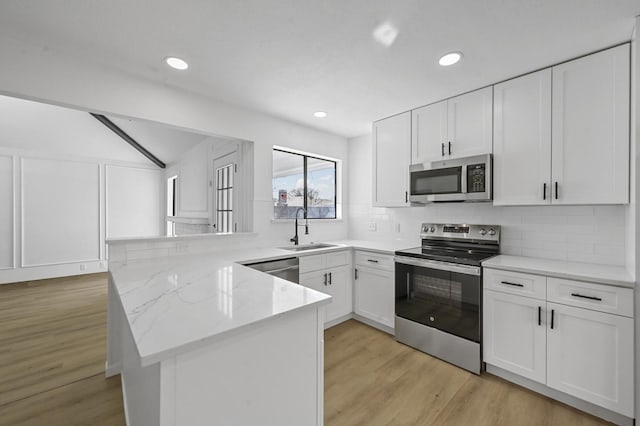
[429,227,435,233]
[488,228,496,236]
[479,228,487,236]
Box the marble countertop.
[482,255,634,288]
[110,253,331,367]
[109,239,409,367]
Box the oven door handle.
[394,256,481,276]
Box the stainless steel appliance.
[245,257,299,284]
[394,223,500,374]
[409,154,492,203]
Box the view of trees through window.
[272,148,336,219]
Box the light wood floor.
[0,275,612,425]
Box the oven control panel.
[420,223,500,242]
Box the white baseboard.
[486,364,634,426]
[0,260,107,284]
[352,314,395,335]
[105,361,121,378]
[325,313,353,329]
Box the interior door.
[212,151,238,233]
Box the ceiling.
[0,95,208,165]
[0,1,639,138]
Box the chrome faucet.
[290,207,308,245]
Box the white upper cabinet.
[412,87,493,164]
[551,44,630,204]
[411,101,447,164]
[447,87,494,159]
[493,44,630,206]
[493,69,552,205]
[373,112,411,207]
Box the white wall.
[348,134,628,266]
[0,36,349,247]
[0,148,163,284]
[22,157,101,266]
[106,165,163,239]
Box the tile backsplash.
[347,203,626,266]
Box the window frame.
[273,148,337,220]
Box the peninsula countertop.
[108,238,415,368]
[109,252,332,367]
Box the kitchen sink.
[280,243,337,252]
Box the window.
[166,175,177,236]
[215,163,234,233]
[272,148,336,219]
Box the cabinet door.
[411,101,447,164]
[372,112,411,207]
[354,266,394,328]
[299,270,328,293]
[551,44,630,204]
[493,69,552,205]
[546,302,634,417]
[447,87,493,159]
[483,290,546,383]
[324,265,352,323]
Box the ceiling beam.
[90,113,166,168]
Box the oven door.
[394,256,481,342]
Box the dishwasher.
[245,257,299,284]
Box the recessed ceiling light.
[372,22,399,47]
[313,111,328,118]
[439,52,462,66]
[165,56,189,70]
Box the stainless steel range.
[394,223,500,374]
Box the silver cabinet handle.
[323,273,327,286]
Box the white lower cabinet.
[483,290,546,383]
[299,251,352,326]
[483,268,634,418]
[354,251,394,330]
[546,302,634,417]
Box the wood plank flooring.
[0,274,613,425]
[0,274,125,425]
[325,320,612,426]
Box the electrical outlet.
[368,222,377,232]
[80,264,86,272]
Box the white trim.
[104,360,121,378]
[99,163,106,261]
[0,155,16,270]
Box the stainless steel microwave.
[409,154,492,203]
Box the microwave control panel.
[467,163,486,193]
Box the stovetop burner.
[395,223,500,266]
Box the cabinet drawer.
[355,251,394,271]
[483,268,546,300]
[547,278,633,317]
[325,250,351,269]
[299,254,325,273]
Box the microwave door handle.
[461,165,467,194]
